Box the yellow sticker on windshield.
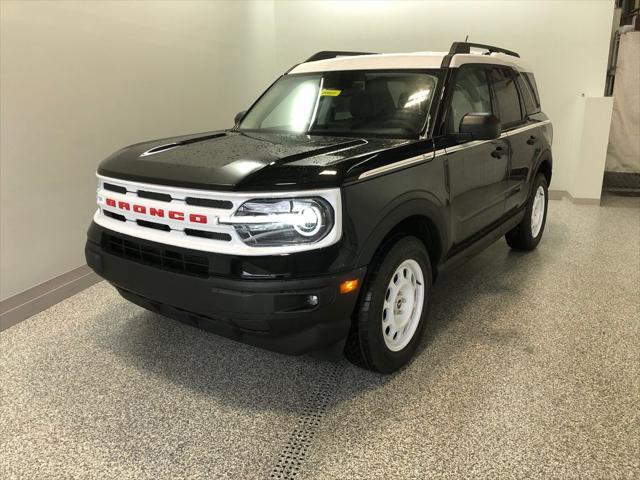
[320,89,341,97]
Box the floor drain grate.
[269,363,343,480]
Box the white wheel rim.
[382,259,425,352]
[531,185,545,238]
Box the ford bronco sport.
[85,42,552,373]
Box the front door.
[443,65,509,245]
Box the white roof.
[289,51,531,75]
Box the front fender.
[354,194,449,268]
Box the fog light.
[307,295,319,306]
[339,279,359,294]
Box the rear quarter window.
[516,72,541,115]
[522,72,541,108]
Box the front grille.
[98,177,239,244]
[102,233,209,278]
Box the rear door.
[503,70,546,211]
[488,67,532,212]
[444,65,510,245]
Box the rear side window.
[489,68,523,126]
[446,66,492,133]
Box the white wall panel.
[0,0,615,300]
[571,97,614,200]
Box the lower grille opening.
[136,219,170,231]
[184,228,232,241]
[103,209,126,222]
[102,233,209,278]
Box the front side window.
[239,70,439,138]
[490,68,523,126]
[446,66,492,133]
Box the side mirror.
[458,113,501,140]
[234,110,246,125]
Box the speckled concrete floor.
[1,198,639,480]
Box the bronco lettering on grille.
[104,198,208,224]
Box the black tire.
[344,236,432,373]
[505,173,549,251]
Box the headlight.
[221,197,334,246]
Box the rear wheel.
[345,236,432,373]
[505,173,549,251]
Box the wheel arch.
[355,198,448,282]
[533,149,553,186]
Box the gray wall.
[0,1,278,300]
[0,0,614,301]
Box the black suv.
[86,42,552,373]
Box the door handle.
[526,135,537,145]
[491,146,505,158]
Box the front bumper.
[85,222,365,354]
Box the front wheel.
[505,173,549,251]
[345,236,432,373]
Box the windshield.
[239,70,439,138]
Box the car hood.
[98,130,408,191]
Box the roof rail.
[305,51,377,62]
[448,41,520,58]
